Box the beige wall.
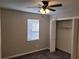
[1,9,50,58]
[56,20,72,53]
[56,11,79,19]
[0,8,1,59]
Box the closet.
[56,20,72,54]
[50,17,79,59]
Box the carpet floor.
[11,49,71,59]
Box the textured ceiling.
[0,0,79,15]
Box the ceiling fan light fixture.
[45,9,50,13]
[40,8,45,14]
[40,8,50,14]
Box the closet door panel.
[0,9,1,59]
[77,37,79,59]
[71,19,78,59]
[77,21,79,59]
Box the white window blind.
[27,19,39,41]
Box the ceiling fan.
[27,0,62,14]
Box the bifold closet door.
[77,20,79,59]
[0,9,1,59]
[71,18,78,59]
[77,33,79,59]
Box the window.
[27,19,39,41]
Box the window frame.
[27,19,39,41]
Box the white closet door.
[50,16,56,52]
[77,36,79,59]
[77,20,79,59]
[0,9,1,59]
[71,18,78,59]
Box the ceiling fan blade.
[49,4,62,7]
[48,8,56,11]
[39,2,44,6]
[26,6,41,8]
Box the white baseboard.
[3,48,49,59]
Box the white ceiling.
[0,0,79,15]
